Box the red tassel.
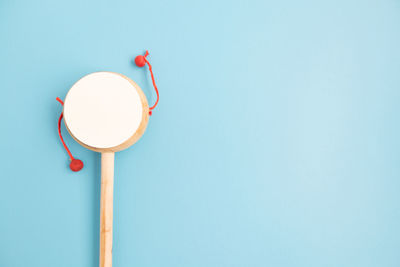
[56,97,84,172]
[135,50,159,115]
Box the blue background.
[0,0,399,266]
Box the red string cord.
[57,50,157,172]
[56,97,83,172]
[56,98,73,160]
[135,50,159,115]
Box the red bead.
[135,55,146,67]
[70,159,84,172]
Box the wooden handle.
[100,152,115,267]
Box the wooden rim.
[63,71,149,153]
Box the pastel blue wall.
[1,0,399,266]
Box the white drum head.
[63,72,149,152]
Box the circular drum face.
[63,72,149,152]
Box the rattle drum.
[57,51,158,267]
[64,71,148,267]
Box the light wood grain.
[100,152,114,267]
